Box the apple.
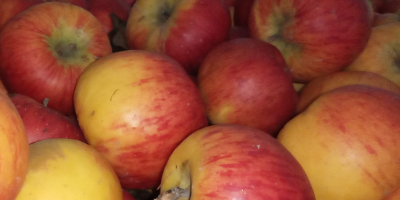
[296,71,400,113]
[9,93,86,144]
[0,91,29,200]
[345,22,400,87]
[277,85,400,200]
[157,124,315,200]
[15,138,123,200]
[248,0,372,83]
[0,2,112,116]
[233,0,255,27]
[125,0,232,75]
[382,187,400,200]
[198,38,298,135]
[86,0,131,33]
[0,0,87,31]
[74,50,208,189]
[373,12,400,26]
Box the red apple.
[9,93,86,144]
[233,0,255,26]
[125,0,232,75]
[74,50,208,189]
[0,2,112,116]
[198,38,298,135]
[248,0,372,83]
[0,0,87,31]
[157,124,315,200]
[0,91,29,200]
[86,0,131,33]
[278,85,400,200]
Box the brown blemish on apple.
[91,111,95,116]
[29,140,66,172]
[158,2,173,24]
[110,89,119,101]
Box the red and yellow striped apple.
[158,124,315,200]
[125,0,232,75]
[0,2,112,115]
[74,50,208,189]
[248,0,372,82]
[198,38,298,135]
[0,91,29,200]
[278,85,400,200]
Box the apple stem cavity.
[55,43,78,58]
[158,3,173,24]
[155,187,190,200]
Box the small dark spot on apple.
[91,111,95,116]
[43,128,48,132]
[138,16,145,22]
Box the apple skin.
[198,38,298,135]
[9,93,86,144]
[159,124,315,200]
[373,12,400,26]
[15,139,123,200]
[277,85,400,200]
[382,187,400,200]
[345,22,400,87]
[74,50,208,189]
[296,71,400,113]
[86,0,131,33]
[248,0,372,83]
[0,91,29,200]
[0,0,87,31]
[126,0,232,75]
[0,2,112,116]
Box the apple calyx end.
[155,187,190,200]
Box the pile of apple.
[0,0,400,200]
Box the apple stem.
[155,187,190,200]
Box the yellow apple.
[16,138,123,200]
[345,22,400,87]
[278,85,400,200]
[296,71,400,113]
